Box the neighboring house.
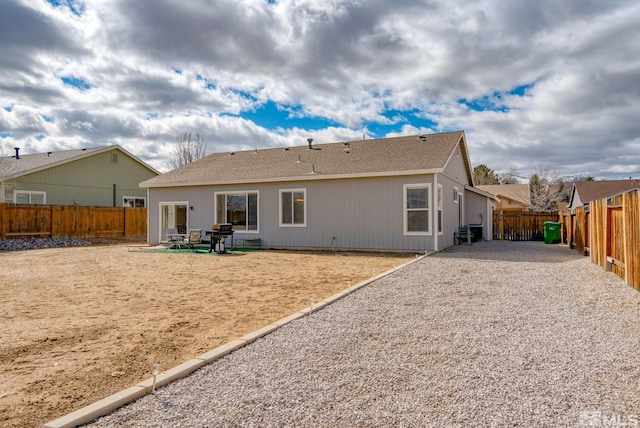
[477,184,530,211]
[0,145,159,207]
[568,179,640,210]
[141,131,497,252]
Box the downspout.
[486,198,492,241]
[146,187,151,244]
[433,175,439,252]
[113,184,116,207]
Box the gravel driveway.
[86,241,640,427]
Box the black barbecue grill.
[206,224,234,254]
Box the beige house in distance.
[477,184,530,211]
[0,145,158,207]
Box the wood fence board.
[573,206,587,255]
[589,199,607,269]
[565,189,640,291]
[90,207,125,237]
[125,207,147,237]
[623,191,640,289]
[0,204,146,240]
[1,204,52,238]
[492,211,558,241]
[609,207,625,279]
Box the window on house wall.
[14,190,46,204]
[404,184,431,235]
[215,191,259,232]
[160,202,188,241]
[123,196,146,208]
[453,187,459,203]
[437,184,443,234]
[280,189,306,227]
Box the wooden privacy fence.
[492,210,559,241]
[561,189,640,291]
[0,203,147,239]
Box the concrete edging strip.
[43,253,426,428]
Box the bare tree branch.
[529,166,568,211]
[0,143,18,203]
[169,133,207,169]
[499,167,522,184]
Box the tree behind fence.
[0,203,147,239]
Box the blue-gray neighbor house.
[140,131,497,252]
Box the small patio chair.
[184,229,203,252]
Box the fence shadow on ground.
[435,240,585,264]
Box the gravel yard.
[86,241,640,427]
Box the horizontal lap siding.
[148,175,436,251]
[14,151,154,207]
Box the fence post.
[622,190,640,289]
[0,204,6,239]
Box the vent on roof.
[14,147,20,159]
[417,134,427,141]
[307,138,313,150]
[343,142,351,153]
[296,154,303,163]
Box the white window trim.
[453,186,459,203]
[214,190,260,234]
[279,188,307,227]
[159,201,189,242]
[123,196,146,208]
[14,190,46,204]
[403,183,432,236]
[437,184,443,235]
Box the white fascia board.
[140,168,443,188]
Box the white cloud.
[1,0,639,179]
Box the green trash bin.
[543,221,562,244]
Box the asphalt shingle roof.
[476,184,531,206]
[572,179,640,205]
[141,131,468,188]
[2,147,106,178]
[1,145,159,179]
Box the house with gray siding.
[0,145,158,207]
[140,131,497,252]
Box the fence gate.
[492,210,559,241]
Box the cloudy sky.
[1,0,639,179]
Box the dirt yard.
[0,243,414,428]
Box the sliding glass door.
[160,202,188,241]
